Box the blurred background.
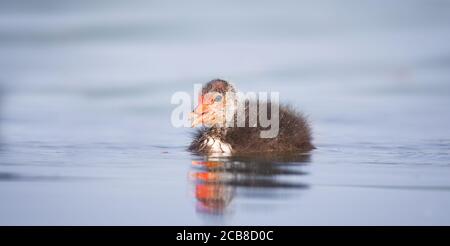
[1,0,450,225]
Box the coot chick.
[189,79,314,155]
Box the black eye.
[215,95,222,102]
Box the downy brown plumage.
[189,79,314,155]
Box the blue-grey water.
[1,0,450,225]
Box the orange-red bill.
[191,96,209,127]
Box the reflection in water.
[189,154,311,215]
